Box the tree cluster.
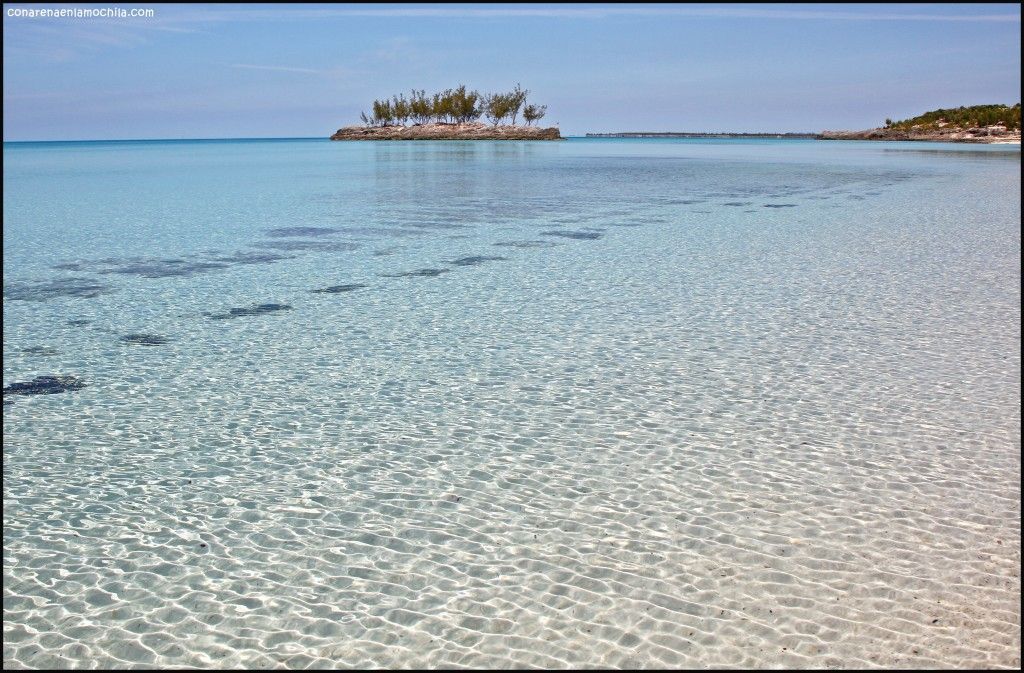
[360,84,548,127]
[887,104,1021,131]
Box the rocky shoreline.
[331,122,561,141]
[817,125,1020,144]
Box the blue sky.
[3,3,1021,140]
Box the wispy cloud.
[3,11,192,63]
[230,63,326,74]
[361,36,420,64]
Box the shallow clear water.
[3,138,1020,668]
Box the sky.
[2,3,1021,140]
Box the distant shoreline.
[587,130,1021,144]
[585,132,817,139]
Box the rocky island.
[818,104,1020,144]
[331,84,561,141]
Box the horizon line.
[4,132,824,144]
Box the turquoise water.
[3,138,1021,668]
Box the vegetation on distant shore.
[883,104,1020,131]
[359,85,548,127]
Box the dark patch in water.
[311,284,368,294]
[101,260,229,278]
[120,334,171,346]
[249,240,359,252]
[493,240,557,249]
[57,250,294,275]
[341,226,426,238]
[4,278,109,301]
[449,256,508,267]
[265,227,340,238]
[404,221,470,230]
[3,375,87,396]
[373,247,402,257]
[540,230,603,240]
[763,204,798,208]
[722,202,752,207]
[382,268,450,278]
[21,346,60,356]
[208,303,293,320]
[214,251,297,265]
[67,319,92,327]
[657,198,703,205]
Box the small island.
[818,104,1020,143]
[331,85,561,141]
